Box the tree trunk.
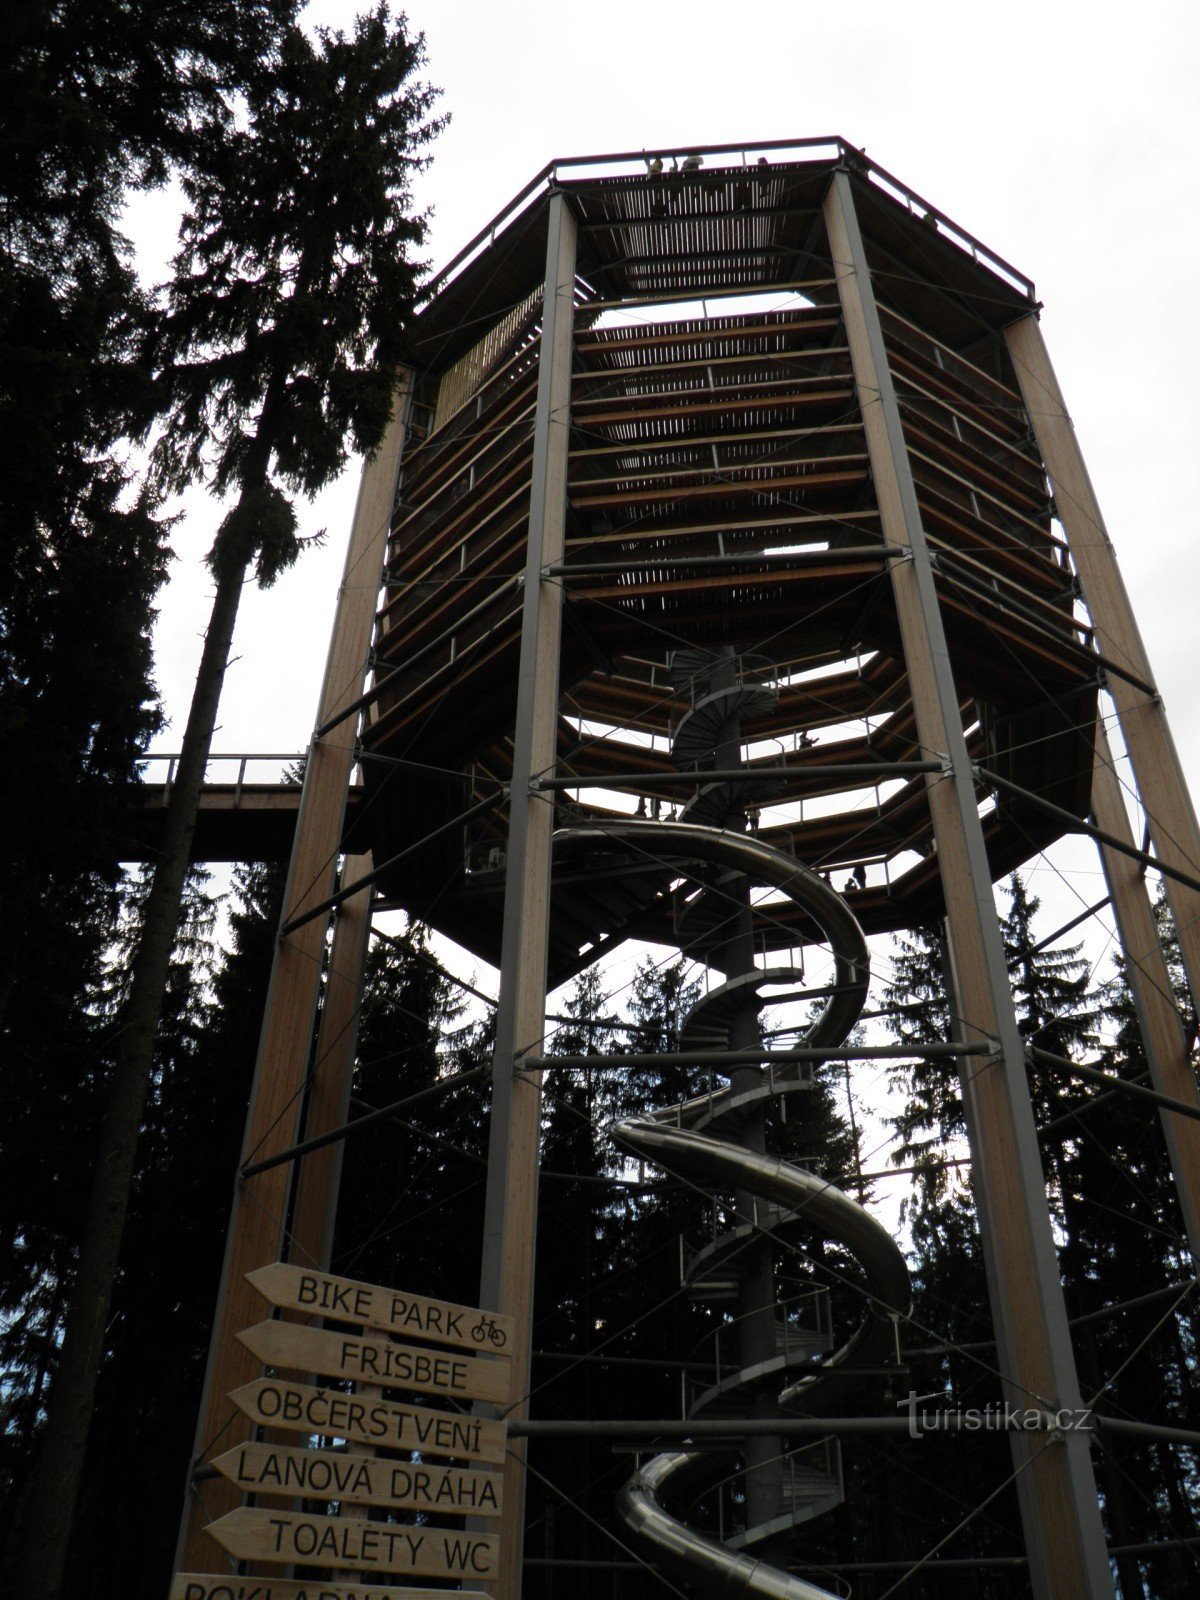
[1,492,258,1600]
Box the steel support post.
[477,192,577,1599]
[174,383,410,1574]
[825,170,1113,1599]
[1006,314,1200,1021]
[1089,718,1200,1263]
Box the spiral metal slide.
[560,819,911,1598]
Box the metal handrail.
[685,1287,834,1380]
[417,136,1035,315]
[138,752,305,800]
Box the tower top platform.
[405,137,1036,376]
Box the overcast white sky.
[132,0,1200,1004]
[141,0,1200,757]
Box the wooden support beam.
[1088,719,1200,1263]
[287,850,374,1270]
[1006,314,1200,1023]
[826,169,1113,1600]
[477,193,576,1600]
[173,383,410,1575]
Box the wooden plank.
[229,1376,506,1463]
[248,1263,515,1355]
[563,507,880,549]
[1006,313,1200,1026]
[572,465,867,511]
[574,313,840,354]
[237,1320,511,1405]
[173,1579,489,1600]
[176,383,413,1574]
[877,301,1025,404]
[572,420,856,461]
[571,370,852,414]
[572,452,867,495]
[479,191,574,1600]
[286,854,373,1276]
[576,388,851,432]
[564,558,886,603]
[212,1441,502,1517]
[571,344,851,385]
[826,170,1113,1600]
[1089,718,1200,1264]
[434,283,541,431]
[204,1508,497,1580]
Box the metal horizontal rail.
[1027,1045,1200,1125]
[937,564,1158,696]
[142,751,303,765]
[902,1279,1195,1357]
[419,136,1034,310]
[419,138,849,304]
[316,575,524,740]
[536,760,942,791]
[977,764,1200,897]
[278,789,507,938]
[1027,895,1111,955]
[141,750,305,788]
[577,277,841,315]
[524,1042,991,1071]
[510,1412,1200,1446]
[524,1554,1030,1574]
[240,1064,489,1180]
[545,545,903,579]
[1038,1070,1155,1137]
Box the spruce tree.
[1,1,291,1571]
[882,880,1200,1596]
[2,14,444,1595]
[0,0,298,1017]
[332,925,490,1307]
[1072,913,1199,1598]
[882,917,1026,1588]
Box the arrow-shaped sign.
[237,1319,511,1405]
[230,1376,508,1465]
[212,1440,502,1516]
[246,1263,514,1355]
[228,1376,506,1463]
[205,1507,498,1579]
[173,1578,490,1600]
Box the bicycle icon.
[470,1314,507,1348]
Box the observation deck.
[359,140,1096,981]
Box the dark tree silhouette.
[2,13,444,1596]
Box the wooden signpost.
[173,1582,489,1600]
[205,1508,498,1579]
[179,1267,511,1598]
[237,1319,511,1405]
[229,1373,507,1462]
[212,1440,502,1516]
[246,1263,514,1355]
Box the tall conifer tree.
[2,13,444,1596]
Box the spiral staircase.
[558,646,911,1597]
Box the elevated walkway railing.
[139,752,306,802]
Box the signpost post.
[173,1580,490,1600]
[228,1376,507,1462]
[212,1441,502,1516]
[179,1266,512,1599]
[205,1508,498,1580]
[236,1320,511,1405]
[245,1264,514,1354]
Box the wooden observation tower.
[168,139,1200,1600]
